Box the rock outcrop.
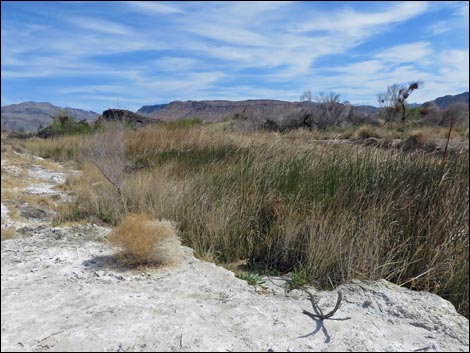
[97,109,160,127]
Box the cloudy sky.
[1,1,469,113]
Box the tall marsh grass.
[25,125,469,316]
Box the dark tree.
[378,81,422,123]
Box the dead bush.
[409,128,434,145]
[108,213,182,266]
[355,125,381,139]
[88,122,127,195]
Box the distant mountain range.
[1,102,99,131]
[1,92,468,132]
[133,99,380,131]
[424,91,469,109]
[136,92,468,123]
[135,100,381,122]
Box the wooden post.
[443,116,455,162]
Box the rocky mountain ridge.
[427,91,469,109]
[136,104,168,116]
[136,91,469,129]
[1,101,99,132]
[139,99,377,130]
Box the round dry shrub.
[355,125,381,139]
[108,213,182,266]
[409,128,433,145]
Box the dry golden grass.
[2,203,21,222]
[51,219,88,227]
[1,227,16,241]
[354,125,383,139]
[30,157,64,172]
[24,135,92,162]
[1,193,57,221]
[1,169,30,189]
[1,151,57,214]
[408,127,450,145]
[56,161,125,224]
[108,213,182,266]
[409,129,434,145]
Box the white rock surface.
[27,165,67,184]
[1,226,468,352]
[1,203,11,228]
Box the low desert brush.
[409,128,435,145]
[108,213,182,266]
[355,125,382,139]
[236,272,266,287]
[1,227,16,241]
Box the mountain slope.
[136,104,168,116]
[146,99,293,122]
[1,102,99,131]
[137,99,379,130]
[140,99,379,122]
[426,91,469,109]
[138,92,470,123]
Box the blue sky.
[1,1,469,113]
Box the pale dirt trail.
[1,150,468,352]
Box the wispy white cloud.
[427,21,451,35]
[175,1,432,81]
[440,49,469,70]
[455,1,469,17]
[124,1,185,14]
[2,1,433,80]
[292,2,429,34]
[187,24,270,47]
[424,2,469,37]
[58,71,226,98]
[137,72,227,93]
[438,49,470,87]
[307,44,468,105]
[59,84,131,95]
[374,42,433,65]
[56,71,228,111]
[67,17,135,35]
[153,57,200,72]
[327,60,386,76]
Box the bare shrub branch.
[302,289,343,320]
[88,121,127,195]
[300,90,312,103]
